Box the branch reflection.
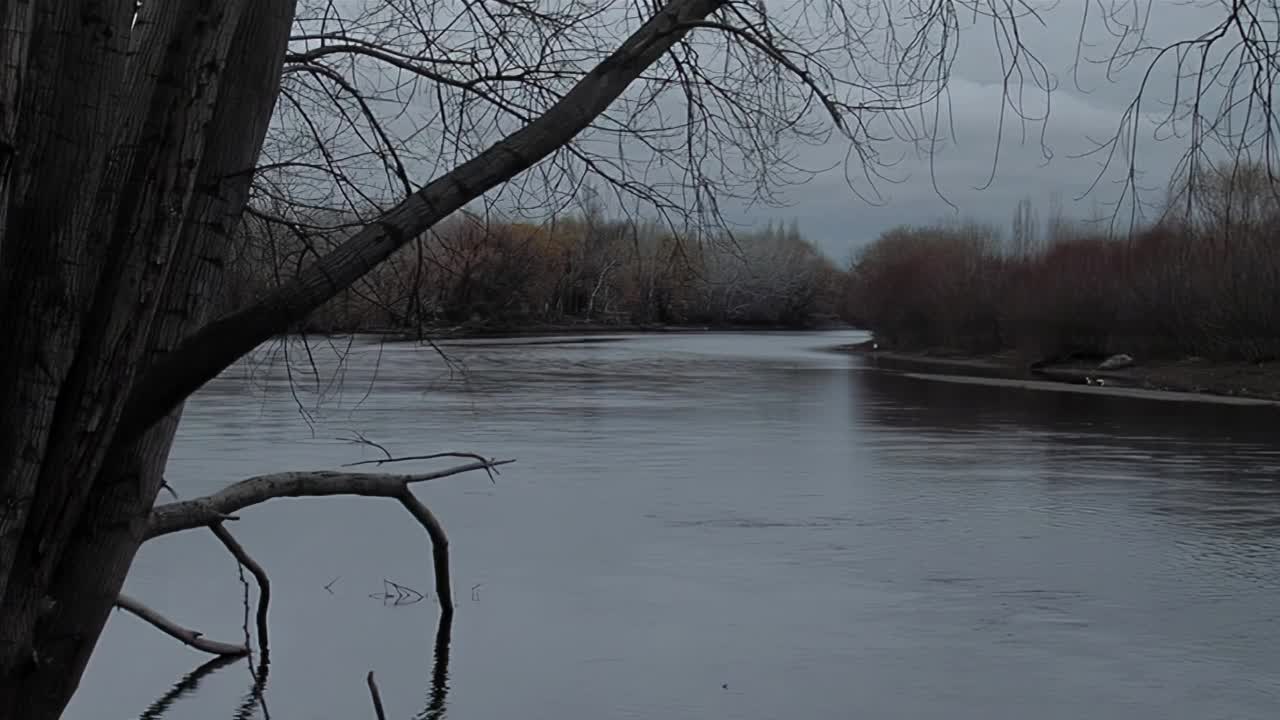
[138,655,239,720]
[415,614,453,720]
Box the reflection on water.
[855,371,1280,539]
[416,616,452,720]
[65,331,1280,720]
[138,617,453,720]
[137,656,239,720]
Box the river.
[68,330,1280,719]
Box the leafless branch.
[395,488,454,614]
[342,452,504,482]
[146,460,513,538]
[144,459,511,617]
[210,523,271,649]
[114,594,249,657]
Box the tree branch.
[396,488,453,617]
[209,523,271,649]
[146,459,511,538]
[145,459,510,617]
[114,594,249,657]
[115,0,727,443]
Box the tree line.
[846,162,1280,362]
[226,208,848,334]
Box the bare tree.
[0,0,1270,717]
[1077,0,1280,229]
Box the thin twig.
[338,431,393,461]
[342,452,503,482]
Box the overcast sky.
[293,1,1255,261]
[711,0,1242,260]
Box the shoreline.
[837,341,1280,406]
[364,321,852,342]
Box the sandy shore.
[837,342,1280,406]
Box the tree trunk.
[19,0,298,704]
[0,1,295,716]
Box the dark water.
[68,331,1280,720]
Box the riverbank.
[838,341,1280,405]
[377,320,851,342]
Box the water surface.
[70,331,1280,719]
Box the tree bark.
[1,1,252,680]
[0,2,297,716]
[0,0,136,607]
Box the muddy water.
[69,331,1280,719]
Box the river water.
[69,331,1280,719]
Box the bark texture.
[0,1,297,716]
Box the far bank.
[354,319,851,342]
[838,341,1280,406]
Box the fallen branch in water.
[114,594,249,657]
[144,458,512,617]
[210,522,271,648]
[145,459,510,538]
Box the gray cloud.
[723,0,1247,258]
[288,1,1254,262]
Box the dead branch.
[146,460,511,538]
[210,523,271,649]
[114,594,249,657]
[145,459,511,617]
[396,489,452,614]
[367,671,388,720]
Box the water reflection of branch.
[415,614,453,720]
[232,650,273,720]
[137,655,240,720]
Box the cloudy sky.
[708,0,1248,259]
[288,1,1261,261]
